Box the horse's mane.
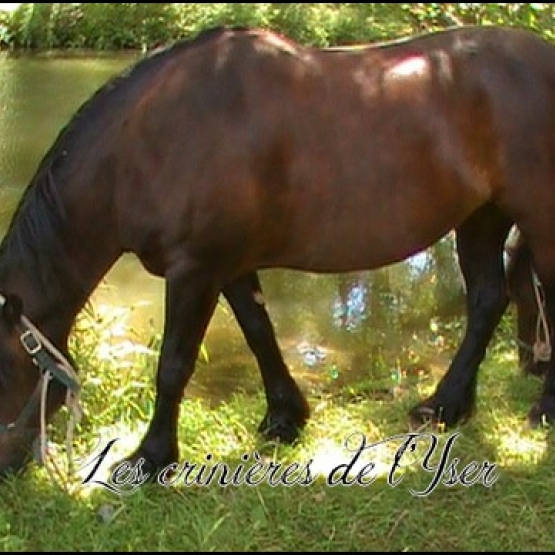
[0,26,232,290]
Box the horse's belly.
[262,205,471,274]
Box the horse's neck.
[0,228,119,347]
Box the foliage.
[2,3,555,51]
[0,9,12,46]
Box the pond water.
[0,51,466,403]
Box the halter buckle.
[20,330,42,356]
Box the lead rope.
[532,271,552,364]
[39,372,59,485]
[0,294,83,488]
[23,311,84,489]
[38,370,80,490]
[36,363,82,489]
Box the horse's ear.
[1,295,23,328]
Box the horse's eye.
[1,295,23,329]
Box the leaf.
[199,342,210,364]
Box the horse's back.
[110,25,555,276]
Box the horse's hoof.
[408,402,443,431]
[409,397,473,431]
[258,412,305,444]
[528,396,555,428]
[258,392,310,444]
[110,448,178,487]
[109,456,156,486]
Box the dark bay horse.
[2,24,555,479]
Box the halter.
[0,294,82,475]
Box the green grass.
[0,306,554,552]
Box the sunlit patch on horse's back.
[386,56,430,80]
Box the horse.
[2,24,555,480]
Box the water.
[0,52,464,402]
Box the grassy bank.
[0,304,552,551]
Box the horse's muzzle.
[0,429,36,482]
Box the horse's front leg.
[124,265,220,475]
[222,272,310,443]
[410,205,512,428]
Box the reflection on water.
[0,53,466,403]
[333,277,369,332]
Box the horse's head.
[0,295,69,480]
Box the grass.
[0,304,554,552]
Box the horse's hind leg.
[222,272,310,443]
[410,204,512,428]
